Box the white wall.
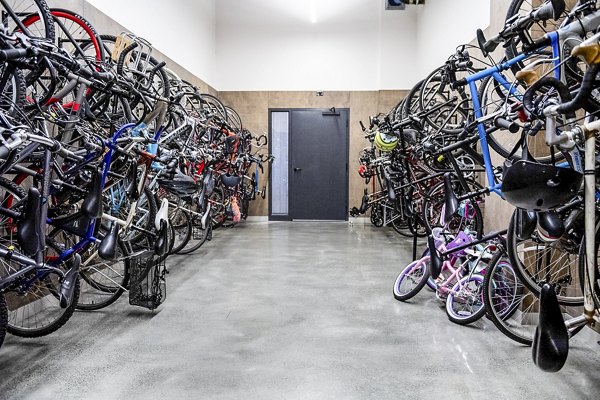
[215,0,490,91]
[417,0,491,73]
[80,0,490,91]
[85,0,217,87]
[215,0,419,91]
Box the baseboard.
[245,216,370,223]
[245,216,269,222]
[348,217,370,224]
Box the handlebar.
[477,0,565,56]
[0,47,33,61]
[495,117,520,133]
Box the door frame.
[268,108,350,221]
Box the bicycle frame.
[463,9,600,197]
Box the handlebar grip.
[360,121,366,131]
[484,37,501,55]
[0,146,10,159]
[92,70,114,82]
[532,2,554,21]
[495,117,520,133]
[532,0,564,21]
[117,42,139,76]
[0,48,30,61]
[438,135,480,155]
[456,60,473,69]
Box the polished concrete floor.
[0,221,599,399]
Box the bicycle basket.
[502,160,582,211]
[128,252,167,310]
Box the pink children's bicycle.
[393,228,493,325]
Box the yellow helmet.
[374,130,398,152]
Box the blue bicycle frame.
[47,122,164,266]
[464,31,561,197]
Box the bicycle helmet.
[157,172,198,197]
[221,172,241,188]
[502,160,582,211]
[374,130,398,152]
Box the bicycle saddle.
[59,254,81,309]
[17,187,45,257]
[154,219,169,257]
[81,171,103,218]
[443,173,459,224]
[52,171,103,237]
[359,191,369,214]
[428,234,443,280]
[98,222,120,260]
[158,171,197,197]
[125,163,139,199]
[532,283,569,372]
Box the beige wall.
[218,91,406,217]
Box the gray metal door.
[290,109,349,220]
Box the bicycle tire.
[504,0,570,73]
[177,215,211,255]
[478,74,567,163]
[8,0,55,41]
[76,237,130,311]
[0,64,25,118]
[421,177,484,235]
[200,93,228,124]
[168,207,193,255]
[393,258,430,301]
[6,256,81,338]
[22,7,103,110]
[445,274,486,325]
[401,79,424,120]
[419,65,470,135]
[506,210,583,306]
[483,250,535,345]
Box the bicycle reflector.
[502,160,582,211]
[358,165,369,178]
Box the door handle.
[294,167,302,172]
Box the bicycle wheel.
[393,258,430,301]
[401,79,424,120]
[200,93,228,123]
[483,250,537,345]
[390,209,412,237]
[422,178,484,235]
[104,175,158,245]
[478,74,566,163]
[225,105,242,131]
[0,64,25,117]
[446,274,486,325]
[209,186,227,229]
[419,65,471,134]
[6,255,80,338]
[77,241,130,311]
[504,0,570,73]
[49,9,104,64]
[5,0,54,40]
[506,210,583,306]
[177,214,211,254]
[168,206,192,255]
